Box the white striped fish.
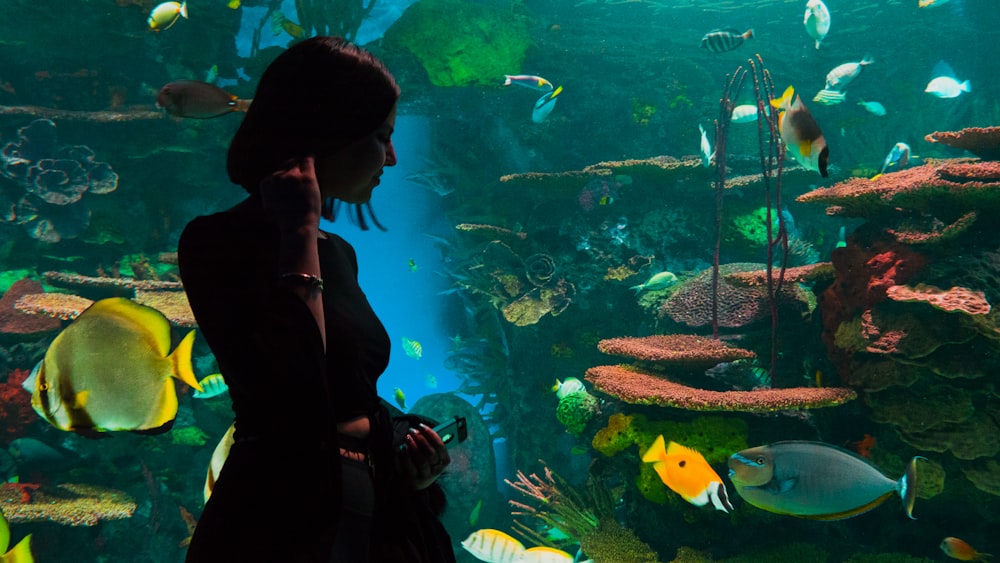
[700,28,753,53]
[461,529,525,563]
[521,546,575,563]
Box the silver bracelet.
[279,272,324,291]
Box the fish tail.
[234,98,252,112]
[641,434,666,463]
[771,86,794,110]
[961,80,972,93]
[861,54,874,65]
[179,2,188,18]
[899,456,925,519]
[170,330,202,392]
[503,75,513,86]
[743,28,754,40]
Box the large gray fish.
[728,441,922,520]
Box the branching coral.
[506,464,659,563]
[0,119,118,242]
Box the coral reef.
[0,278,61,339]
[0,119,118,242]
[660,263,813,329]
[506,464,659,562]
[0,482,136,526]
[924,126,1000,160]
[0,368,35,445]
[555,389,601,436]
[597,334,756,367]
[884,284,990,315]
[384,0,533,87]
[724,262,835,287]
[586,364,856,411]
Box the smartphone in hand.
[398,416,468,452]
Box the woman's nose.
[385,141,397,167]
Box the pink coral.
[925,126,1000,161]
[885,284,991,315]
[597,334,755,366]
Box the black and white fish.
[700,28,754,53]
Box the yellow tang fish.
[148,1,188,32]
[28,297,202,435]
[461,529,524,563]
[1,508,34,562]
[642,435,734,513]
[401,337,423,360]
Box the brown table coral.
[0,482,136,526]
[925,126,1000,160]
[585,364,856,412]
[597,334,755,367]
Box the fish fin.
[179,2,188,18]
[665,441,702,458]
[709,481,734,513]
[641,435,667,463]
[551,85,564,98]
[961,80,972,92]
[743,28,754,39]
[235,98,252,112]
[5,533,33,562]
[73,390,90,409]
[861,54,874,65]
[799,139,813,157]
[770,86,794,109]
[900,456,925,519]
[169,330,202,392]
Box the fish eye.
[755,456,765,465]
[678,460,687,468]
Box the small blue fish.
[879,142,911,175]
[393,387,407,411]
[193,373,228,399]
[401,337,423,360]
[532,85,563,123]
[857,100,886,116]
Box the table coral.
[0,483,136,526]
[0,279,61,338]
[885,284,991,315]
[597,334,756,367]
[585,364,856,412]
[925,126,1000,160]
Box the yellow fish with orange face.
[642,435,733,513]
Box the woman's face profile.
[317,103,398,204]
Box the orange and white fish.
[771,86,829,178]
[503,74,553,92]
[641,435,733,513]
[940,537,991,561]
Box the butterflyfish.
[0,509,34,563]
[157,80,251,119]
[771,86,830,177]
[204,423,235,503]
[28,297,203,435]
[728,440,923,520]
[461,529,525,563]
[532,86,563,124]
[641,435,733,513]
[148,1,187,32]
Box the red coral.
[0,368,37,444]
[0,278,62,337]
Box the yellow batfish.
[642,435,734,513]
[461,529,525,563]
[771,86,830,178]
[29,297,202,435]
[1,509,34,562]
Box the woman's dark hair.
[227,36,400,229]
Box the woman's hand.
[399,423,451,490]
[258,156,323,235]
